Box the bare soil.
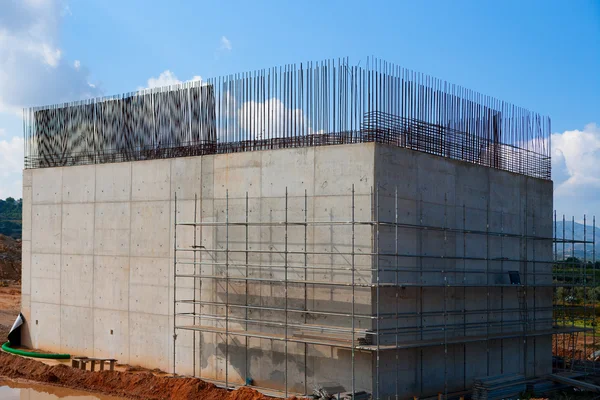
[0,234,21,281]
[553,333,600,360]
[0,281,20,339]
[0,281,278,400]
[0,351,278,400]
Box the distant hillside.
[0,198,22,239]
[0,234,21,280]
[555,220,600,260]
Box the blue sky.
[0,0,599,218]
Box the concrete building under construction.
[20,58,580,398]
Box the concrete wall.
[374,144,553,398]
[22,143,375,395]
[22,142,553,398]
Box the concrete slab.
[93,256,129,311]
[31,302,61,352]
[23,143,555,396]
[314,143,374,196]
[31,204,61,253]
[62,164,95,203]
[94,202,130,256]
[213,152,262,199]
[130,201,170,257]
[129,312,170,371]
[21,240,31,295]
[22,186,32,241]
[23,169,33,187]
[32,167,62,204]
[131,257,170,287]
[95,163,131,202]
[31,277,60,304]
[94,308,129,361]
[61,254,94,307]
[130,283,169,315]
[132,159,171,201]
[171,157,202,200]
[60,305,94,354]
[31,253,61,279]
[62,203,94,254]
[261,147,315,197]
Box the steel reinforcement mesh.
[23,58,551,179]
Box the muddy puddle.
[0,378,125,399]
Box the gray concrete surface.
[21,142,553,398]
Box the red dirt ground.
[0,351,279,400]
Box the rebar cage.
[24,58,551,180]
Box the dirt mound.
[0,234,21,281]
[0,351,279,400]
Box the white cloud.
[141,70,203,90]
[0,135,24,199]
[220,36,232,51]
[231,97,318,142]
[552,123,600,218]
[0,0,100,115]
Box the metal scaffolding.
[172,186,591,399]
[552,213,597,374]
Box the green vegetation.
[0,197,22,239]
[554,256,600,335]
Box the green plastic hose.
[2,341,70,359]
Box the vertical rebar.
[27,59,551,181]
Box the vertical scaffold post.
[443,193,448,399]
[571,216,576,365]
[375,185,380,400]
[583,215,588,373]
[245,191,249,384]
[304,189,308,396]
[395,186,399,400]
[173,192,178,376]
[193,193,198,376]
[225,190,229,388]
[284,187,289,398]
[594,217,597,374]
[462,203,467,389]
[351,184,356,399]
